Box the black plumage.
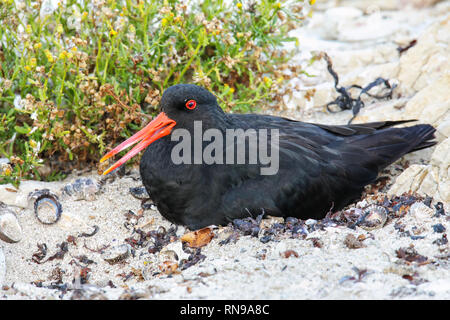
[108,84,437,230]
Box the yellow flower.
[56,24,64,34]
[25,24,32,34]
[59,50,69,60]
[1,165,11,176]
[33,43,42,50]
[24,65,31,71]
[29,58,37,68]
[263,76,272,86]
[82,11,88,20]
[236,3,242,9]
[275,2,281,9]
[161,18,168,26]
[29,139,37,149]
[230,87,235,93]
[110,28,117,37]
[310,0,316,5]
[44,49,54,63]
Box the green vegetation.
[0,0,312,184]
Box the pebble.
[62,178,100,201]
[101,244,131,265]
[260,216,285,229]
[0,210,22,243]
[159,249,179,262]
[129,186,150,200]
[305,219,317,226]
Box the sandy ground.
[1,167,449,300]
[1,0,449,300]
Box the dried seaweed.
[78,225,99,238]
[232,213,263,237]
[323,53,397,124]
[46,242,69,262]
[434,202,446,217]
[179,247,206,270]
[339,267,371,284]
[32,243,48,264]
[433,234,448,246]
[397,39,417,54]
[432,224,446,233]
[396,246,428,264]
[32,242,69,264]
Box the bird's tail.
[348,123,436,169]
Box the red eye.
[185,99,197,110]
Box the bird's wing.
[220,115,435,221]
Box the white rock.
[398,18,450,95]
[101,244,131,265]
[388,165,428,196]
[403,74,450,123]
[0,212,22,243]
[430,137,450,202]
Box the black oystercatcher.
[101,84,436,229]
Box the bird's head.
[100,84,223,174]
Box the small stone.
[129,187,149,200]
[62,178,100,201]
[159,249,178,262]
[344,234,365,249]
[215,227,235,242]
[175,225,187,238]
[0,211,22,243]
[260,216,285,229]
[305,219,317,226]
[101,244,131,265]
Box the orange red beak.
[100,112,176,175]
